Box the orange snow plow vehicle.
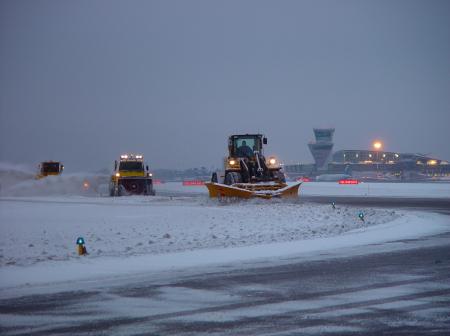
[109,154,155,196]
[36,161,64,179]
[206,134,301,199]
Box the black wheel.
[117,185,125,196]
[109,182,117,196]
[211,172,218,183]
[120,180,145,194]
[224,173,231,185]
[144,180,155,196]
[274,170,286,183]
[240,168,250,183]
[224,172,241,185]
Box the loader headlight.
[148,173,153,177]
[228,159,239,166]
[269,158,277,165]
[115,173,120,177]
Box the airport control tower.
[308,128,335,171]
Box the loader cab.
[118,160,144,172]
[229,134,267,158]
[114,154,147,176]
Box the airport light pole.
[373,141,383,175]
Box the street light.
[373,141,382,150]
[373,140,383,175]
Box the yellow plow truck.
[36,161,64,179]
[109,154,155,196]
[206,134,301,199]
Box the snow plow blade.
[205,182,301,199]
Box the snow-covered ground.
[3,179,450,200]
[0,164,449,291]
[1,162,449,199]
[298,181,450,198]
[0,195,401,268]
[154,181,450,198]
[1,194,449,289]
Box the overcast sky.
[1,0,449,172]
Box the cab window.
[234,137,256,151]
[119,162,143,171]
[42,162,60,173]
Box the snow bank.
[0,195,410,269]
[0,206,448,289]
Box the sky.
[1,0,449,171]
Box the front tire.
[144,180,155,196]
[117,185,125,196]
[109,182,118,197]
[274,170,286,183]
[224,172,241,185]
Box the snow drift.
[1,195,405,267]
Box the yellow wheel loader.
[36,161,64,179]
[109,154,155,196]
[206,134,301,199]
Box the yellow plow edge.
[205,182,301,199]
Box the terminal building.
[285,129,450,181]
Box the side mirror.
[263,137,267,145]
[146,165,149,171]
[114,160,118,170]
